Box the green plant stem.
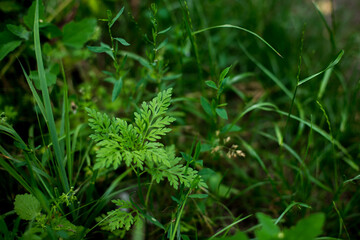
[46,0,73,23]
[136,168,145,206]
[145,178,154,209]
[107,19,121,78]
[170,189,191,240]
[208,214,252,239]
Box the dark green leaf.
[189,194,208,199]
[284,213,325,240]
[156,38,168,51]
[219,66,231,86]
[0,29,23,60]
[162,74,182,81]
[171,196,180,204]
[200,96,213,116]
[200,144,212,152]
[216,108,228,120]
[29,70,57,90]
[158,26,172,34]
[40,23,62,39]
[63,18,97,48]
[217,103,228,107]
[87,42,114,60]
[102,70,114,76]
[181,235,191,240]
[104,77,116,84]
[0,1,21,12]
[205,80,218,89]
[198,168,216,181]
[221,124,241,134]
[255,213,280,240]
[114,37,130,46]
[110,7,125,28]
[6,24,30,40]
[112,77,123,102]
[0,38,21,61]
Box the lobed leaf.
[14,194,41,220]
[97,199,140,231]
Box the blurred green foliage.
[1,0,359,239]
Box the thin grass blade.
[194,24,282,57]
[298,50,344,86]
[33,0,69,191]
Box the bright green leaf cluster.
[86,88,175,170]
[147,146,207,189]
[86,89,205,190]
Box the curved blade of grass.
[312,1,336,50]
[317,68,333,100]
[275,201,311,225]
[60,61,72,186]
[232,102,279,124]
[193,24,282,58]
[238,42,291,98]
[298,50,344,86]
[258,131,306,168]
[0,123,27,148]
[284,26,305,144]
[240,139,271,180]
[332,201,351,239]
[275,110,357,170]
[34,0,69,192]
[344,175,360,184]
[230,102,357,170]
[208,214,252,239]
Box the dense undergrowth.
[1,0,359,239]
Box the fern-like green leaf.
[86,89,176,170]
[135,88,176,142]
[94,140,123,169]
[97,200,140,231]
[86,108,113,142]
[14,194,41,220]
[147,146,207,189]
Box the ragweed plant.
[86,88,206,233]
